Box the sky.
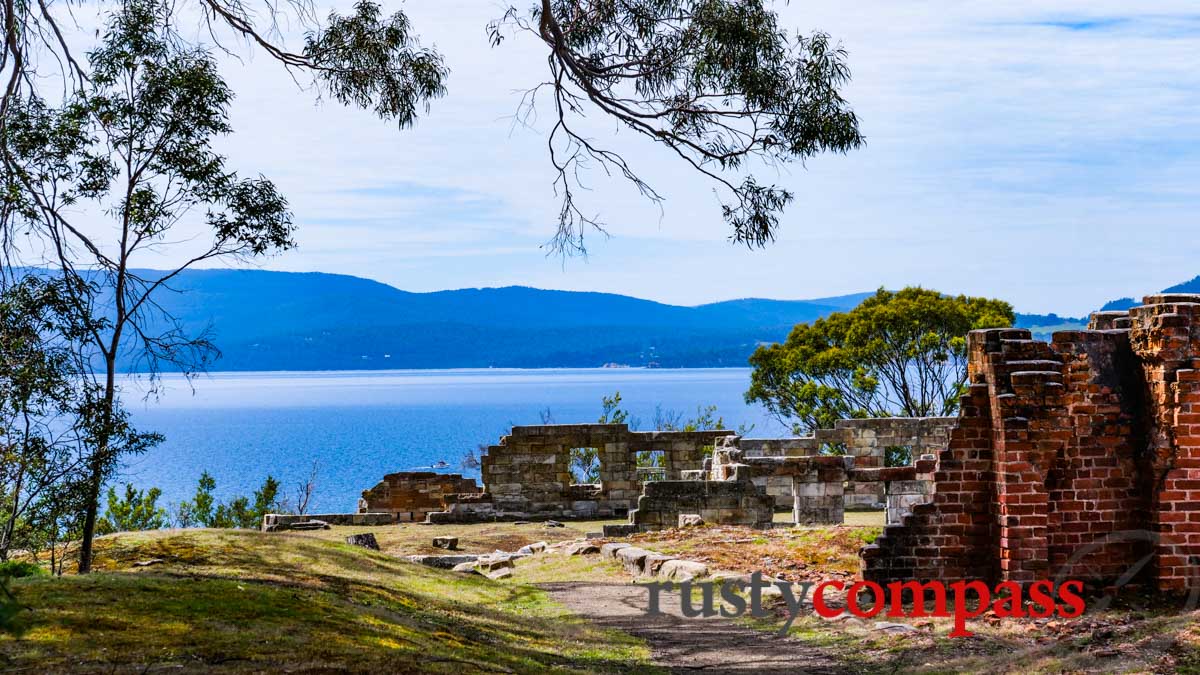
[39,1,1200,315]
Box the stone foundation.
[261,512,394,531]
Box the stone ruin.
[359,472,480,522]
[424,424,731,523]
[742,417,954,510]
[862,294,1200,593]
[361,419,944,530]
[357,293,1200,593]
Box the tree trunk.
[76,353,117,574]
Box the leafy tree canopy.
[746,287,1014,434]
[3,0,861,253]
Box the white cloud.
[28,1,1200,315]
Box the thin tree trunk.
[0,412,33,560]
[76,352,117,573]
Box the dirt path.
[542,582,851,674]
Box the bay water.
[120,368,788,514]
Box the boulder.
[677,514,705,528]
[544,520,565,528]
[600,542,631,559]
[659,559,709,582]
[452,561,480,574]
[432,536,459,550]
[345,533,380,551]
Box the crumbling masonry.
[358,294,1200,594]
[862,295,1200,593]
[374,419,942,529]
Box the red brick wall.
[863,297,1200,592]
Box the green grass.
[0,529,660,673]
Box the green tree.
[2,0,298,571]
[0,277,157,564]
[4,1,859,254]
[97,484,169,534]
[177,473,280,529]
[746,287,1014,434]
[175,472,217,529]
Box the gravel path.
[542,581,853,674]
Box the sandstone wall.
[742,417,955,509]
[359,472,480,522]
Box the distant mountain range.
[74,269,1198,370]
[1101,275,1200,312]
[115,269,876,370]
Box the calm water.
[120,368,787,513]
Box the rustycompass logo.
[645,573,1087,637]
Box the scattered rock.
[132,558,165,567]
[516,541,548,555]
[512,521,531,525]
[452,561,480,574]
[874,621,918,634]
[484,566,514,580]
[585,531,604,539]
[477,556,515,572]
[564,542,600,556]
[345,533,380,551]
[643,554,676,577]
[544,520,565,528]
[404,554,479,569]
[678,514,705,528]
[432,536,458,550]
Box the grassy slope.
[0,529,659,673]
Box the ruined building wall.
[863,294,1200,592]
[624,462,775,532]
[444,424,730,521]
[742,417,955,509]
[359,472,480,522]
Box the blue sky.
[56,2,1200,315]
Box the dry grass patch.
[612,523,882,582]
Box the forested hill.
[118,269,872,370]
[82,268,1184,370]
